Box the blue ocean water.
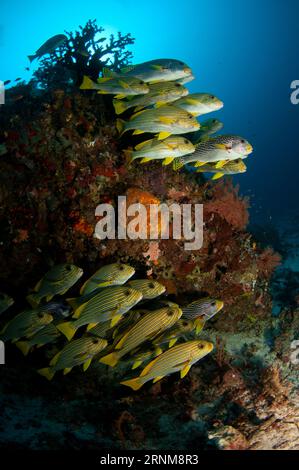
[1,0,298,221]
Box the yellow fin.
[15,341,31,356]
[135,139,152,150]
[153,376,164,384]
[215,160,227,169]
[157,132,171,140]
[72,302,86,319]
[83,358,92,371]
[115,94,126,99]
[120,377,143,391]
[194,318,205,334]
[155,347,163,356]
[110,313,123,327]
[63,367,72,375]
[154,102,165,108]
[140,157,152,163]
[211,172,224,180]
[115,330,130,349]
[57,322,76,341]
[49,351,61,366]
[116,118,125,135]
[33,278,43,292]
[194,161,206,168]
[97,76,112,83]
[158,116,173,124]
[133,129,145,135]
[113,100,127,115]
[168,338,177,348]
[162,157,174,166]
[180,364,191,379]
[80,75,95,90]
[38,368,55,381]
[140,355,161,376]
[215,143,229,150]
[26,293,40,308]
[99,352,119,367]
[86,322,98,331]
[151,64,163,70]
[132,360,143,370]
[118,80,130,89]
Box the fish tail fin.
[172,158,184,171]
[99,351,119,367]
[15,341,31,356]
[113,100,128,115]
[26,293,40,308]
[80,75,95,90]
[116,119,126,136]
[120,377,143,391]
[38,367,55,381]
[28,55,36,63]
[57,321,77,341]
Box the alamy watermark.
[94,196,203,250]
[290,80,299,105]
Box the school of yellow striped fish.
[80,57,253,179]
[0,262,224,389]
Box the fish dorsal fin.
[130,109,147,120]
[140,355,161,376]
[135,139,153,150]
[50,351,61,366]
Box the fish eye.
[175,83,181,87]
[92,338,99,344]
[37,312,44,319]
[210,95,215,99]
[125,290,131,296]
[178,61,184,65]
[241,139,245,143]
[198,343,205,349]
[139,81,143,85]
[184,139,189,144]
[188,115,193,119]
[182,321,189,326]
[148,282,155,289]
[119,265,125,271]
[211,301,216,306]
[167,309,174,316]
[65,265,72,271]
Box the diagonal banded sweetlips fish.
[80,75,149,98]
[173,93,223,117]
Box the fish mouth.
[207,342,214,353]
[216,300,224,312]
[246,144,253,153]
[183,67,192,75]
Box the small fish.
[117,105,200,140]
[121,339,213,390]
[4,80,11,86]
[124,136,195,165]
[189,118,224,144]
[0,293,14,315]
[173,135,253,170]
[15,324,61,356]
[196,158,247,180]
[14,78,22,82]
[126,280,166,299]
[125,344,164,370]
[80,263,135,295]
[26,264,83,308]
[153,319,195,348]
[182,298,224,332]
[100,305,182,367]
[38,336,108,380]
[28,34,67,63]
[105,59,193,83]
[80,75,149,98]
[113,81,189,115]
[58,287,143,341]
[0,309,53,342]
[173,93,223,117]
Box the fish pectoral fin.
[151,64,164,70]
[194,161,206,167]
[135,139,152,150]
[215,143,231,151]
[158,116,174,124]
[97,77,112,83]
[168,338,177,348]
[152,376,164,384]
[215,160,228,169]
[154,102,165,108]
[133,129,145,135]
[115,94,126,99]
[118,80,130,89]
[63,367,72,375]
[186,98,200,105]
[155,347,163,356]
[83,358,92,372]
[157,131,171,140]
[211,172,224,180]
[162,156,174,166]
[110,312,123,328]
[140,157,152,163]
[132,360,143,370]
[180,364,191,379]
